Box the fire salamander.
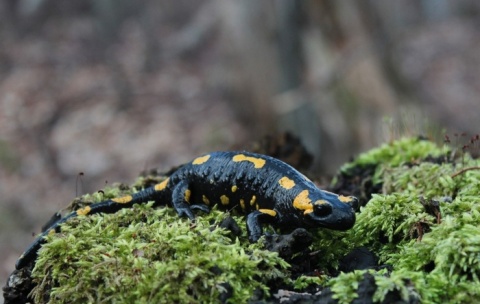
[16,151,358,269]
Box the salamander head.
[295,189,358,230]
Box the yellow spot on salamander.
[256,203,259,210]
[184,189,191,203]
[314,199,327,205]
[232,154,266,168]
[240,199,245,210]
[293,190,313,214]
[231,185,238,192]
[202,195,210,205]
[339,195,354,203]
[154,178,169,191]
[259,209,277,217]
[111,195,133,204]
[278,176,295,189]
[250,195,257,206]
[220,195,230,206]
[192,154,211,165]
[76,206,92,216]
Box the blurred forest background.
[1,0,480,285]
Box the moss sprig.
[31,203,289,303]
[341,137,448,183]
[329,136,480,303]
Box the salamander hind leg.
[171,180,197,220]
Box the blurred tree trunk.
[215,0,279,134]
[90,0,136,110]
[215,0,407,172]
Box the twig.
[451,166,480,178]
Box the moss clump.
[292,275,325,291]
[343,137,447,169]
[329,269,421,303]
[382,162,456,197]
[329,270,366,304]
[350,194,436,257]
[30,202,288,303]
[327,136,480,303]
[341,137,448,184]
[387,217,480,303]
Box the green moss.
[351,194,436,259]
[372,270,418,303]
[385,216,480,303]
[382,162,456,197]
[27,136,480,303]
[328,270,366,304]
[31,202,288,303]
[310,229,358,270]
[328,137,480,303]
[292,275,325,291]
[329,269,419,303]
[340,137,448,183]
[391,216,480,275]
[343,137,447,169]
[452,159,480,198]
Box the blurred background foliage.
[1,0,480,285]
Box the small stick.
[451,166,480,178]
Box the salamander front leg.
[171,180,196,220]
[190,203,210,213]
[246,210,277,242]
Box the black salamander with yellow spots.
[16,151,358,269]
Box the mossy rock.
[327,137,480,303]
[7,136,480,303]
[29,199,289,303]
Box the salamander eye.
[313,201,332,217]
